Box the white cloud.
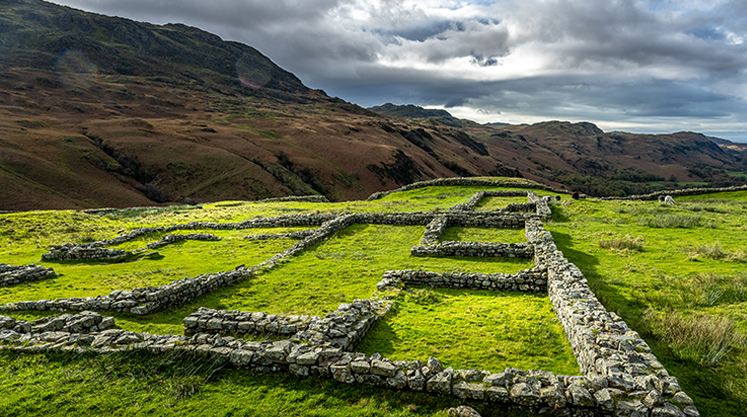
[47,0,747,141]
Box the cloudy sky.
[49,0,747,141]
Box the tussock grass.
[686,245,747,263]
[648,273,747,308]
[645,311,746,366]
[599,235,644,252]
[639,214,703,228]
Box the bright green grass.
[358,288,579,375]
[473,196,531,211]
[0,350,538,417]
[679,190,747,201]
[1,223,533,336]
[546,195,747,416]
[108,227,313,251]
[0,239,296,304]
[440,227,526,243]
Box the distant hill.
[0,0,745,210]
[0,0,309,98]
[369,103,466,127]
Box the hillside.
[0,0,745,211]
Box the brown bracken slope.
[0,0,745,210]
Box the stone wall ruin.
[0,185,699,416]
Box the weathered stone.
[643,389,665,408]
[330,362,354,384]
[228,349,253,366]
[540,386,566,408]
[427,357,444,373]
[354,373,383,386]
[453,381,484,400]
[289,363,309,377]
[615,400,649,417]
[370,359,396,377]
[264,346,288,363]
[447,405,481,417]
[407,369,426,391]
[567,384,595,407]
[651,403,686,417]
[426,371,452,395]
[483,371,512,387]
[671,391,694,406]
[510,383,541,407]
[593,388,615,412]
[485,385,510,403]
[683,406,700,417]
[350,360,371,373]
[385,370,408,390]
[296,351,319,366]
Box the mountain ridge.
[0,0,745,210]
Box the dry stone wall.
[526,217,699,417]
[420,215,449,246]
[184,307,317,337]
[146,233,221,249]
[255,195,330,203]
[378,269,547,293]
[367,178,566,201]
[411,242,534,258]
[0,263,56,287]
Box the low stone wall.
[525,217,698,416]
[0,263,57,287]
[603,184,747,201]
[42,243,128,262]
[411,242,534,258]
[367,178,566,201]
[293,298,394,350]
[255,195,330,203]
[0,311,114,335]
[420,215,448,246]
[243,230,315,241]
[379,269,547,293]
[527,191,552,219]
[146,233,221,249]
[184,307,317,337]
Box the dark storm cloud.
[47,0,747,140]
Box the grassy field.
[3,184,747,416]
[546,193,747,417]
